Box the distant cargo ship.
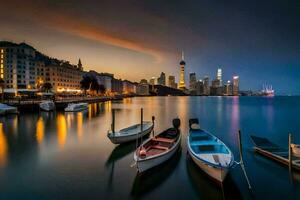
[261,84,275,97]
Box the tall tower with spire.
[178,51,186,90]
[78,58,83,70]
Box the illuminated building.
[46,59,84,93]
[233,76,239,96]
[178,51,186,90]
[189,72,197,93]
[0,41,38,89]
[123,80,136,94]
[203,76,210,95]
[140,79,148,84]
[224,80,233,95]
[168,75,177,88]
[217,68,222,86]
[149,77,156,85]
[157,72,166,86]
[136,83,150,96]
[195,80,204,95]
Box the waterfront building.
[0,41,38,90]
[195,80,204,95]
[157,72,166,86]
[112,78,123,94]
[168,75,177,89]
[189,72,197,93]
[149,77,156,85]
[233,76,239,96]
[140,79,148,84]
[203,76,210,95]
[136,83,149,96]
[224,80,233,95]
[217,68,222,86]
[178,51,186,90]
[46,59,84,93]
[123,80,136,94]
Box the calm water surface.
[0,96,300,199]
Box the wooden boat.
[187,118,234,182]
[39,100,55,111]
[134,118,181,173]
[65,102,88,112]
[107,122,154,144]
[0,103,18,115]
[251,135,300,170]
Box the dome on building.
[180,60,186,65]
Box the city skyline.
[1,0,300,94]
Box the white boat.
[65,102,88,112]
[134,118,181,173]
[187,118,234,182]
[291,143,300,157]
[39,100,55,111]
[0,103,18,115]
[107,121,153,144]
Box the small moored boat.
[187,118,234,182]
[65,102,88,112]
[134,118,181,173]
[39,100,55,111]
[107,122,154,144]
[0,103,18,115]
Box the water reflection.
[0,123,7,167]
[186,156,242,199]
[131,149,182,198]
[57,114,67,149]
[36,117,44,145]
[77,112,83,140]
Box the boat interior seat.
[190,140,219,146]
[192,144,229,154]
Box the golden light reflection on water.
[88,104,92,119]
[57,114,67,149]
[77,112,83,140]
[36,117,44,145]
[0,123,7,167]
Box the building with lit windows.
[233,76,239,96]
[189,72,197,93]
[157,72,166,86]
[217,68,222,86]
[0,41,38,90]
[168,75,177,89]
[45,59,84,93]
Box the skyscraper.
[203,76,210,95]
[189,72,197,93]
[178,51,186,90]
[149,77,156,85]
[157,72,166,86]
[168,75,176,88]
[217,68,222,86]
[233,76,239,96]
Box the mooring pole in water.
[289,133,293,171]
[111,109,115,135]
[140,108,143,144]
[152,116,155,137]
[238,130,252,190]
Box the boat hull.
[135,136,181,173]
[188,149,228,182]
[108,125,153,144]
[65,104,88,112]
[39,102,55,111]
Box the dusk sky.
[0,0,299,94]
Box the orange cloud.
[45,13,164,63]
[1,1,164,63]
